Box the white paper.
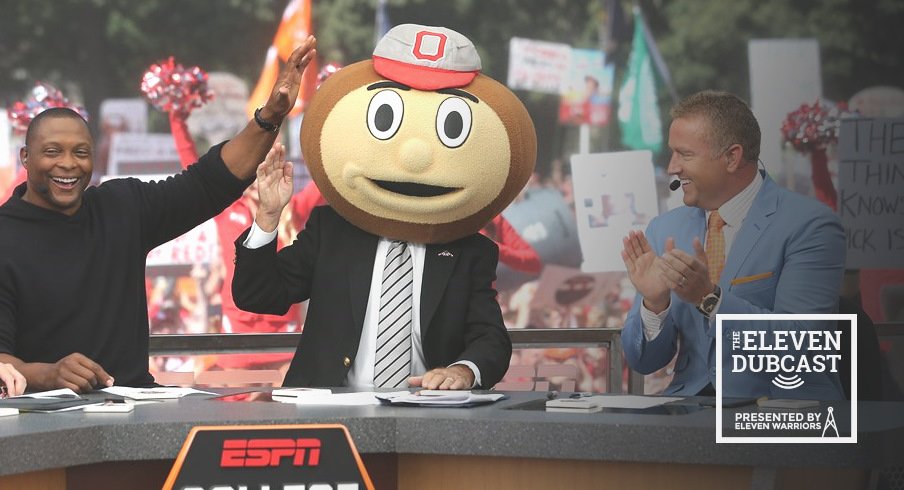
[101,386,216,400]
[375,390,506,407]
[10,388,80,399]
[0,407,19,417]
[271,387,332,398]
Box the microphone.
[669,178,681,191]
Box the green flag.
[617,9,662,153]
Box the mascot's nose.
[398,138,433,173]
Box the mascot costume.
[233,24,537,389]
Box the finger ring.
[678,276,686,287]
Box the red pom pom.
[140,57,213,117]
[780,98,857,153]
[7,82,88,133]
[316,62,343,89]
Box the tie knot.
[708,210,726,231]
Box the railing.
[148,322,903,395]
[148,328,635,393]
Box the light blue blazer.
[622,172,846,399]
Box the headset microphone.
[669,178,681,191]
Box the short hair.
[25,107,91,148]
[670,90,760,164]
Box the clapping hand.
[621,230,671,312]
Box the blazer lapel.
[347,229,379,330]
[420,242,461,336]
[720,173,778,285]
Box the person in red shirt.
[169,112,299,370]
[289,180,542,275]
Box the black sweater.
[0,143,249,386]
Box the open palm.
[621,231,670,308]
[255,143,293,231]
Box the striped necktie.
[374,241,413,388]
[706,210,726,285]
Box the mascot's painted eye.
[366,89,404,140]
[435,97,472,148]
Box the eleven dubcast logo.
[730,330,842,389]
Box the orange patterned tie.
[706,211,726,285]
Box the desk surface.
[1,391,902,476]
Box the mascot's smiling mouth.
[373,179,458,197]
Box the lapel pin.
[437,250,454,257]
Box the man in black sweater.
[0,37,316,393]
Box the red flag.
[247,0,318,118]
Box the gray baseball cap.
[373,24,481,90]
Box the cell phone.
[83,400,134,413]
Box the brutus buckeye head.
[301,24,536,243]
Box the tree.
[0,0,280,133]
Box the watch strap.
[253,106,280,132]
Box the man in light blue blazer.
[621,91,845,400]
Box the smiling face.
[666,115,731,210]
[21,113,94,216]
[302,60,535,243]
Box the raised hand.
[258,36,317,123]
[621,230,670,313]
[254,143,293,232]
[221,36,316,180]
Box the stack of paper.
[101,386,216,400]
[375,390,506,407]
[272,389,393,406]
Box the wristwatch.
[253,106,281,132]
[696,285,722,318]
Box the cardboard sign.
[506,37,572,94]
[571,151,658,272]
[837,117,904,268]
[108,132,181,176]
[163,424,373,490]
[558,49,615,127]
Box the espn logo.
[220,438,321,468]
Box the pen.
[569,392,594,398]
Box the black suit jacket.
[232,206,512,388]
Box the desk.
[0,392,901,490]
